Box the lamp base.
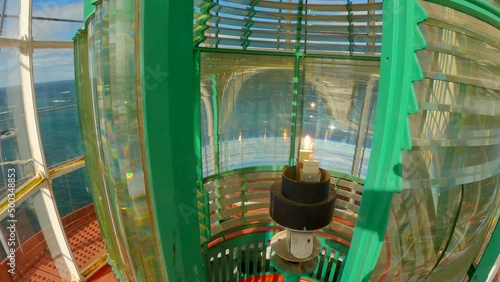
[271,230,321,262]
[270,253,318,277]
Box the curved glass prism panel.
[76,21,129,280]
[83,0,167,281]
[371,2,500,281]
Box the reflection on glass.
[199,53,380,177]
[200,53,295,176]
[299,58,379,177]
[0,190,74,281]
[0,48,35,201]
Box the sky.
[0,0,83,87]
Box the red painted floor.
[0,205,110,281]
[87,264,117,282]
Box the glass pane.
[428,175,499,280]
[0,0,19,38]
[0,48,35,201]
[52,168,92,217]
[52,168,106,272]
[32,20,82,41]
[299,58,379,177]
[199,53,380,178]
[32,1,83,41]
[0,189,74,281]
[359,131,373,177]
[82,16,129,280]
[371,185,462,280]
[33,49,83,167]
[200,52,295,176]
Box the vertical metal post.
[83,0,94,25]
[36,183,81,280]
[19,0,46,177]
[351,75,376,177]
[210,75,220,174]
[284,274,300,282]
[340,0,427,280]
[18,0,81,279]
[0,0,7,36]
[140,0,205,281]
[288,0,304,166]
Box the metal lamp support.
[270,166,336,279]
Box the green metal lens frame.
[340,0,428,281]
[426,0,500,29]
[140,0,205,281]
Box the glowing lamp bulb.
[303,135,312,150]
[298,135,320,182]
[298,135,314,164]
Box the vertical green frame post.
[84,0,95,25]
[340,0,427,281]
[425,0,499,29]
[140,0,205,281]
[470,221,500,281]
